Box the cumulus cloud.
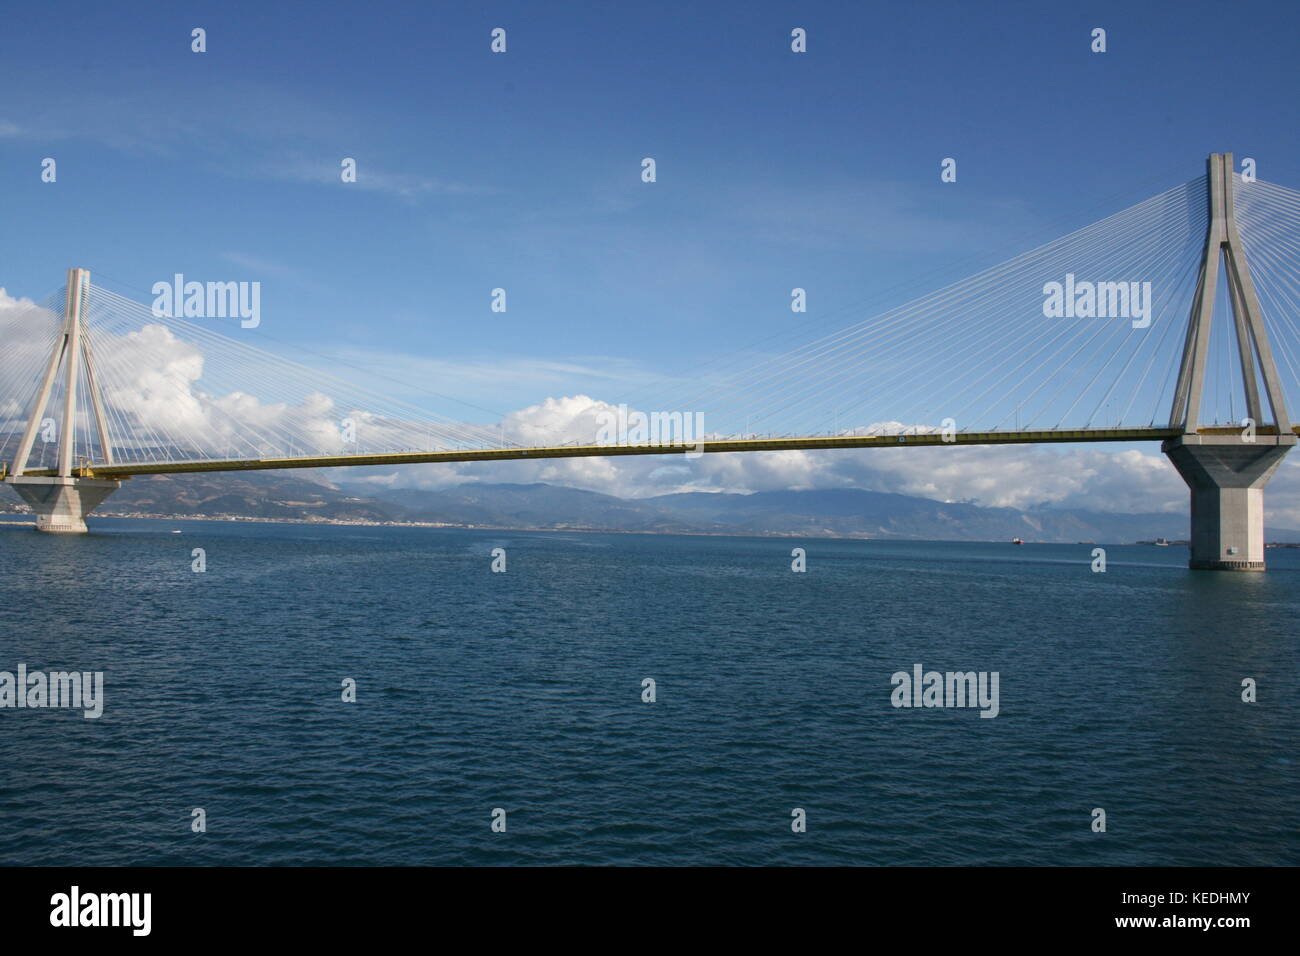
[340,393,1300,529]
[0,290,62,422]
[0,289,354,461]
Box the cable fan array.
[1234,176,1300,428]
[3,172,1297,473]
[2,284,511,469]
[0,288,66,469]
[635,177,1216,438]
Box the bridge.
[2,154,1298,569]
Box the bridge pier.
[5,476,121,533]
[1162,435,1295,570]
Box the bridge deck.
[4,425,1296,479]
[0,426,1198,478]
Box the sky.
[3,0,1300,522]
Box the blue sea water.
[0,516,1296,866]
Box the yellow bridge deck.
[4,425,1293,480]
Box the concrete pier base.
[5,476,121,533]
[1163,434,1295,571]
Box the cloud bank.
[4,289,1298,528]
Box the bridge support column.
[1162,435,1295,570]
[5,476,121,533]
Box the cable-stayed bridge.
[3,154,1298,569]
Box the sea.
[0,517,1296,866]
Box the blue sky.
[3,0,1300,516]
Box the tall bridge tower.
[1163,153,1296,570]
[6,268,121,532]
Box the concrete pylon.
[4,268,120,533]
[1164,434,1295,570]
[1164,155,1294,570]
[5,476,121,534]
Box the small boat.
[1154,538,1169,546]
[1011,537,1024,545]
[170,530,183,534]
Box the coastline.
[0,508,1203,546]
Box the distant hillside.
[5,472,1298,544]
[0,472,393,524]
[361,482,1226,543]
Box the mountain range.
[6,469,1299,543]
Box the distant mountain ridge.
[6,470,1299,543]
[357,481,1216,542]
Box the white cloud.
[0,289,353,462]
[339,393,1300,529]
[219,252,328,294]
[0,290,62,422]
[270,158,490,200]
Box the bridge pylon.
[5,268,120,532]
[1163,154,1295,570]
